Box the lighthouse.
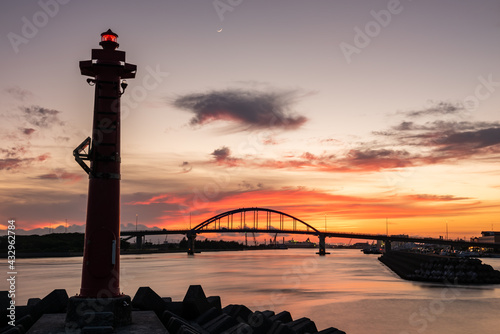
[68,29,136,328]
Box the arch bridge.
[121,207,500,255]
[122,207,329,255]
[187,207,327,255]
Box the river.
[9,249,500,333]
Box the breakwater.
[1,285,346,333]
[379,251,500,284]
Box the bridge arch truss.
[191,207,321,234]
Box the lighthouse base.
[65,295,132,330]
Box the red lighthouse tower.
[68,30,136,328]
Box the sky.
[1,0,500,242]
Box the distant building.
[476,231,500,244]
[352,242,371,249]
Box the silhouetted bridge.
[121,207,500,255]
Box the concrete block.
[268,322,295,334]
[221,322,253,334]
[270,311,292,324]
[247,311,273,333]
[317,328,346,334]
[16,314,33,330]
[167,316,200,334]
[29,311,167,334]
[161,310,176,327]
[165,301,183,316]
[0,291,10,328]
[177,324,203,334]
[132,287,166,316]
[261,310,275,318]
[285,317,317,334]
[207,296,221,310]
[182,285,211,320]
[65,295,132,328]
[202,314,238,334]
[1,325,24,334]
[81,325,115,333]
[0,291,9,307]
[195,307,223,326]
[14,306,31,319]
[27,298,41,307]
[222,305,252,323]
[32,289,68,319]
[82,312,114,327]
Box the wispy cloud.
[406,194,471,201]
[403,101,464,118]
[22,105,64,128]
[172,89,308,130]
[35,170,84,184]
[0,148,49,171]
[5,86,34,102]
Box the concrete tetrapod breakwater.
[379,251,500,284]
[1,285,345,334]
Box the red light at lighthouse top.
[100,29,119,50]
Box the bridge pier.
[136,235,143,249]
[317,234,329,256]
[187,232,196,255]
[384,240,392,253]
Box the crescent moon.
[217,28,223,33]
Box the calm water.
[9,249,500,333]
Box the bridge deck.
[121,228,500,249]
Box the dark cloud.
[0,145,49,171]
[214,120,500,173]
[403,102,464,118]
[22,105,64,128]
[173,89,308,130]
[0,146,27,158]
[196,99,500,173]
[179,161,192,173]
[339,149,413,171]
[5,86,34,101]
[21,128,36,135]
[238,181,264,190]
[211,146,241,166]
[0,158,25,170]
[391,120,499,133]
[440,127,500,148]
[212,147,231,161]
[436,127,500,152]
